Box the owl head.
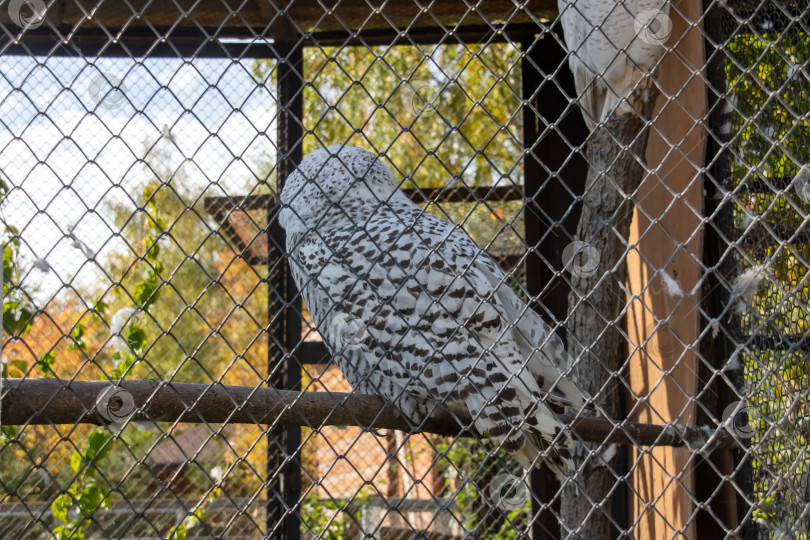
[279,145,408,234]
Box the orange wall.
[626,1,707,538]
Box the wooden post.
[0,378,736,449]
[268,40,304,540]
[560,93,658,537]
[522,27,589,540]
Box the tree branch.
[561,88,662,536]
[0,378,735,449]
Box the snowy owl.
[557,0,671,130]
[279,145,585,475]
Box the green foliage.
[93,299,109,315]
[300,490,366,539]
[726,31,810,312]
[0,425,17,444]
[125,326,147,351]
[2,358,28,378]
[132,262,163,309]
[100,150,265,384]
[255,43,525,254]
[2,239,35,339]
[50,381,128,535]
[68,324,87,352]
[46,175,178,538]
[69,431,114,475]
[1,173,35,446]
[51,477,110,540]
[42,153,238,537]
[167,523,186,540]
[2,298,33,338]
[436,440,530,538]
[36,351,56,377]
[168,508,205,540]
[726,28,810,536]
[2,176,36,338]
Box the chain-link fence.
[705,1,810,537]
[0,0,807,538]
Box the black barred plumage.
[279,144,586,476]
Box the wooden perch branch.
[1,378,736,449]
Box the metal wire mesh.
[0,0,807,539]
[708,1,810,536]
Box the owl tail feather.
[514,430,576,479]
[512,399,578,478]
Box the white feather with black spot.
[557,0,670,130]
[280,145,586,475]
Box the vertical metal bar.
[522,28,589,540]
[700,2,757,537]
[267,41,304,540]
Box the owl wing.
[289,210,582,471]
[558,0,604,130]
[558,0,669,129]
